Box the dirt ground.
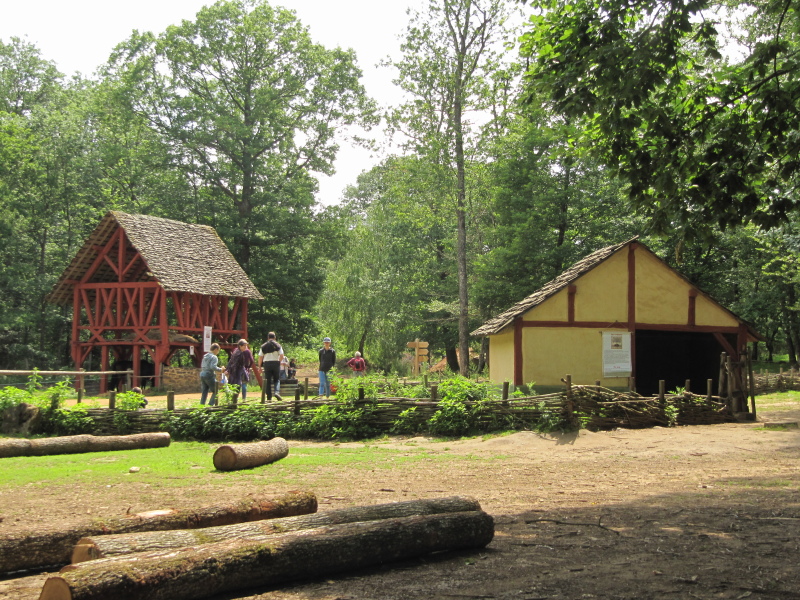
[2,407,800,599]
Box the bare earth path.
[2,410,800,599]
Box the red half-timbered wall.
[69,228,248,390]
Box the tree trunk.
[476,336,489,374]
[41,511,494,600]
[446,345,460,373]
[0,432,171,459]
[0,490,316,575]
[212,437,289,471]
[73,496,482,563]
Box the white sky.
[0,0,428,205]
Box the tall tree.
[520,0,800,237]
[102,0,377,341]
[388,0,511,375]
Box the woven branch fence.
[71,384,735,437]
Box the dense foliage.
[2,0,800,371]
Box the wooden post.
[726,354,734,410]
[167,391,175,411]
[502,381,509,401]
[294,387,301,416]
[423,374,428,388]
[108,391,116,410]
[706,379,713,401]
[126,371,133,392]
[747,348,756,418]
[430,384,438,403]
[658,380,665,403]
[629,376,636,394]
[358,386,365,401]
[684,379,691,393]
[564,374,575,425]
[261,382,266,404]
[77,388,83,404]
[78,370,85,396]
[304,377,309,400]
[595,380,601,388]
[718,352,727,397]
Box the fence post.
[167,391,175,411]
[718,352,727,397]
[685,379,691,394]
[108,391,116,410]
[658,380,665,404]
[706,379,713,401]
[747,348,756,418]
[294,387,301,416]
[126,371,132,392]
[77,388,83,404]
[304,377,309,400]
[565,374,575,426]
[502,381,509,401]
[261,382,266,404]
[358,386,365,401]
[430,384,438,403]
[629,376,636,394]
[78,369,85,394]
[595,380,601,388]
[423,374,428,388]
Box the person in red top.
[346,351,366,377]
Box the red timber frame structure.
[69,227,249,391]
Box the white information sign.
[602,332,632,377]
[203,326,213,353]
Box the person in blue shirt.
[200,343,224,406]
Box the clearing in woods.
[0,396,799,599]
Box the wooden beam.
[514,317,523,386]
[688,289,697,326]
[567,285,576,323]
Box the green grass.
[0,441,481,489]
[753,390,800,412]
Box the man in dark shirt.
[318,336,336,397]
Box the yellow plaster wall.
[521,327,629,387]
[488,327,515,383]
[573,251,629,323]
[695,294,739,327]
[635,249,691,324]
[522,293,566,321]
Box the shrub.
[46,404,96,436]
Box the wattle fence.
[63,384,736,438]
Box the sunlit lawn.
[754,390,800,413]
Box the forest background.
[1,0,799,375]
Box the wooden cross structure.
[48,212,263,391]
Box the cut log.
[0,490,316,575]
[41,510,494,600]
[73,495,481,562]
[0,432,171,459]
[212,437,288,471]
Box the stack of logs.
[0,491,493,600]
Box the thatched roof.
[48,212,263,304]
[472,237,762,340]
[472,238,638,336]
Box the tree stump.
[73,495,481,562]
[0,490,316,575]
[41,511,494,600]
[213,437,288,471]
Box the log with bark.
[41,510,494,600]
[72,495,481,562]
[0,432,171,459]
[0,490,316,575]
[212,436,289,471]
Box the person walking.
[258,332,284,401]
[200,343,224,406]
[276,353,290,394]
[346,351,366,377]
[225,339,254,402]
[318,336,336,397]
